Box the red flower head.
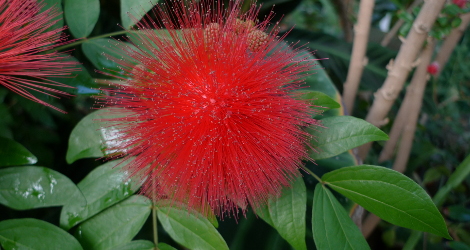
[453,0,467,8]
[427,61,440,76]
[0,0,76,112]
[100,0,318,216]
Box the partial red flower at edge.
[427,61,440,75]
[0,0,76,112]
[98,0,319,217]
[453,0,467,8]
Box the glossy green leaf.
[66,108,127,164]
[301,52,338,99]
[157,206,228,250]
[309,116,389,160]
[434,154,470,206]
[120,0,156,29]
[64,0,100,38]
[60,159,142,230]
[286,29,395,92]
[0,166,85,210]
[297,90,340,109]
[255,204,274,227]
[82,38,135,77]
[114,240,155,250]
[315,151,357,171]
[0,218,83,250]
[322,165,451,239]
[448,241,470,250]
[0,136,37,167]
[41,0,64,31]
[50,57,99,95]
[447,205,470,222]
[312,184,370,250]
[268,177,307,250]
[157,243,178,250]
[75,195,152,250]
[300,51,343,117]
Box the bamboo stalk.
[378,94,411,162]
[362,214,381,238]
[381,0,422,47]
[379,13,470,163]
[343,0,375,114]
[393,40,436,173]
[358,0,445,160]
[434,13,470,77]
[362,39,436,237]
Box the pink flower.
[100,0,318,216]
[0,0,76,112]
[427,61,440,76]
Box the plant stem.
[342,0,375,114]
[363,38,436,238]
[302,165,323,183]
[52,30,131,51]
[153,204,158,249]
[152,173,158,249]
[358,0,445,160]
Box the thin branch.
[362,38,436,237]
[343,0,375,114]
[358,0,445,160]
[50,30,131,52]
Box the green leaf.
[296,90,341,109]
[114,240,155,250]
[315,151,357,171]
[64,0,100,38]
[82,38,135,77]
[0,137,37,167]
[0,218,83,250]
[451,17,462,28]
[286,29,396,93]
[66,108,125,164]
[308,116,389,160]
[157,206,228,250]
[443,4,463,15]
[255,204,274,227]
[300,52,339,99]
[41,0,64,31]
[446,205,470,222]
[120,0,156,29]
[312,184,370,250]
[0,166,85,210]
[157,243,178,250]
[448,241,470,250]
[50,57,99,95]
[60,159,142,230]
[75,195,152,250]
[322,165,451,239]
[268,177,307,250]
[300,51,343,117]
[434,154,470,207]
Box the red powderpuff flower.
[427,61,440,75]
[453,0,467,8]
[99,0,319,216]
[0,0,76,112]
